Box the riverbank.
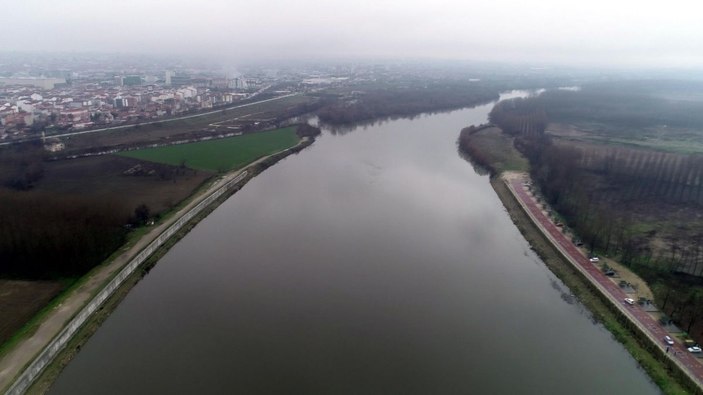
[491,176,695,394]
[39,95,662,394]
[2,136,315,395]
[458,123,694,392]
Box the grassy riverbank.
[458,126,528,175]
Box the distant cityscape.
[0,54,360,147]
[0,53,598,151]
[0,66,268,142]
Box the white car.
[589,257,600,263]
[688,346,702,353]
[664,336,675,345]
[624,298,635,305]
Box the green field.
[62,94,315,151]
[463,127,529,174]
[119,127,300,172]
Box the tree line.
[0,189,130,279]
[489,91,703,338]
[317,83,499,125]
[0,142,46,190]
[538,83,703,130]
[491,95,703,276]
[577,146,703,206]
[652,279,703,334]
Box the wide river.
[50,92,659,394]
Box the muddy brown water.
[49,92,659,394]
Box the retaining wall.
[5,171,248,395]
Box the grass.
[0,279,77,360]
[474,128,528,173]
[118,127,300,172]
[32,155,212,216]
[463,127,529,174]
[549,122,703,154]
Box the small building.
[44,139,65,152]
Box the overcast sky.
[6,0,703,68]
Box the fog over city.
[7,0,703,67]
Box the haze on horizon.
[6,0,703,69]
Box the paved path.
[505,174,703,390]
[0,139,307,393]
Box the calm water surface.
[50,93,659,394]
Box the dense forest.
[0,142,46,190]
[538,81,703,130]
[317,82,499,124]
[295,123,322,138]
[0,145,135,279]
[490,91,703,274]
[488,87,703,335]
[0,190,129,278]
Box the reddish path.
[507,176,703,389]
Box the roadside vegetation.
[487,81,703,349]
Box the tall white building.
[164,70,174,86]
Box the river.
[49,92,659,394]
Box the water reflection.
[49,93,658,395]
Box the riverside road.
[508,176,703,390]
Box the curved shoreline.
[2,137,315,395]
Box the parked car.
[624,298,635,305]
[664,336,675,345]
[688,346,702,353]
[604,270,615,276]
[589,257,600,263]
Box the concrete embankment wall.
[5,171,248,395]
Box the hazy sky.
[6,0,703,68]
